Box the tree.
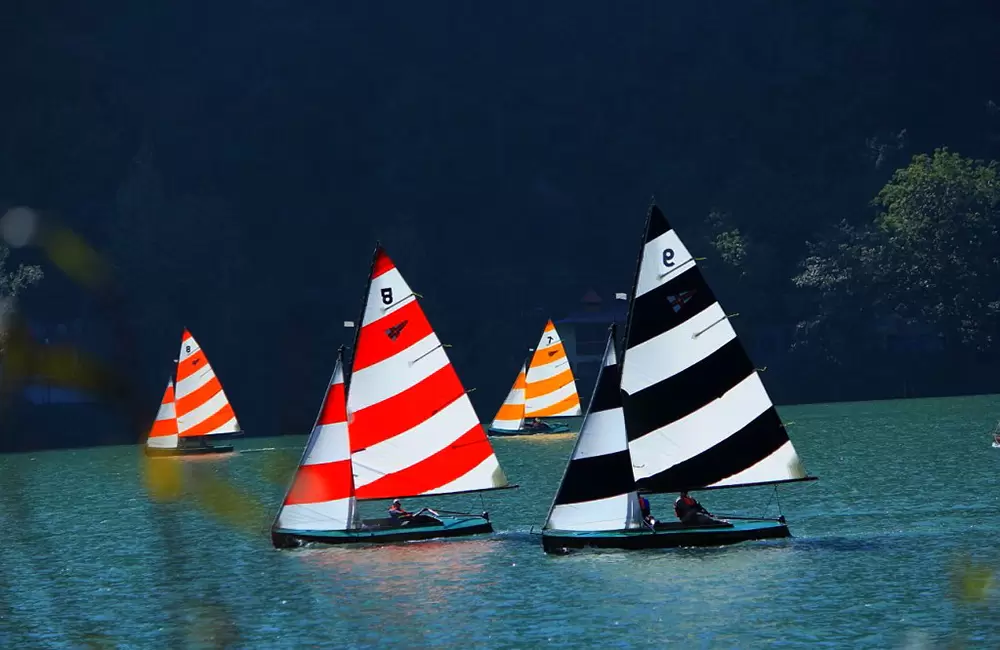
[0,222,44,352]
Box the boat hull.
[488,423,571,436]
[144,444,235,458]
[541,519,790,553]
[271,514,493,548]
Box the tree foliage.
[0,243,44,351]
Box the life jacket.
[674,495,697,518]
[638,496,650,516]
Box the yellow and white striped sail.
[525,320,581,418]
[490,363,526,431]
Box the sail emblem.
[385,320,409,340]
[667,290,696,313]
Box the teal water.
[3,396,1000,648]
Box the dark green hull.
[272,514,492,548]
[487,423,571,436]
[542,519,790,553]
[144,444,235,458]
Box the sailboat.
[541,203,816,552]
[271,245,515,547]
[487,320,581,436]
[144,329,242,457]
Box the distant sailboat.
[541,203,816,552]
[272,245,515,547]
[488,320,580,436]
[144,329,242,457]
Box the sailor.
[638,493,655,526]
[388,499,411,520]
[674,491,717,525]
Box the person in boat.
[638,493,655,526]
[674,491,719,525]
[388,499,412,520]
[524,418,550,432]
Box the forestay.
[174,329,241,437]
[524,320,582,418]
[274,352,357,532]
[621,204,808,493]
[347,246,510,499]
[544,327,643,531]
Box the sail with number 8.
[272,244,516,547]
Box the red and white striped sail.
[274,353,357,531]
[174,329,241,437]
[524,320,582,418]
[490,363,526,432]
[347,246,510,499]
[145,379,179,449]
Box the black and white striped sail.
[621,204,809,494]
[544,326,644,531]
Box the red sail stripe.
[175,349,210,382]
[352,299,434,372]
[317,382,347,426]
[179,402,236,437]
[149,417,177,438]
[372,247,395,279]
[349,364,466,452]
[284,459,354,505]
[161,383,175,403]
[354,425,493,499]
[175,375,223,415]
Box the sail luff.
[524,320,581,417]
[347,245,510,499]
[273,349,357,532]
[620,204,810,494]
[544,324,643,531]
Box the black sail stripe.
[588,353,622,413]
[633,407,788,493]
[622,338,758,442]
[627,266,718,348]
[645,204,671,242]
[553,448,636,505]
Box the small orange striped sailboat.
[144,329,242,457]
[488,320,581,436]
[272,244,516,547]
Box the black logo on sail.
[386,320,409,340]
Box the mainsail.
[524,320,581,418]
[174,329,241,438]
[489,362,527,432]
[274,350,357,531]
[621,204,808,493]
[145,379,179,449]
[544,326,643,531]
[347,245,510,499]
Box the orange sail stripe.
[494,403,524,421]
[512,371,526,389]
[525,368,576,400]
[317,382,347,426]
[284,460,354,505]
[354,426,493,499]
[174,375,222,416]
[526,392,581,418]
[175,348,209,382]
[352,300,434,372]
[349,364,466,452]
[178,403,236,437]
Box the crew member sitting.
[388,499,412,520]
[674,491,719,526]
[638,493,655,526]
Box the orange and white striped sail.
[274,352,357,531]
[146,379,179,449]
[174,329,241,437]
[490,363,526,432]
[524,320,581,418]
[347,245,510,500]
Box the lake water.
[3,395,1000,648]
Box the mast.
[619,202,816,494]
